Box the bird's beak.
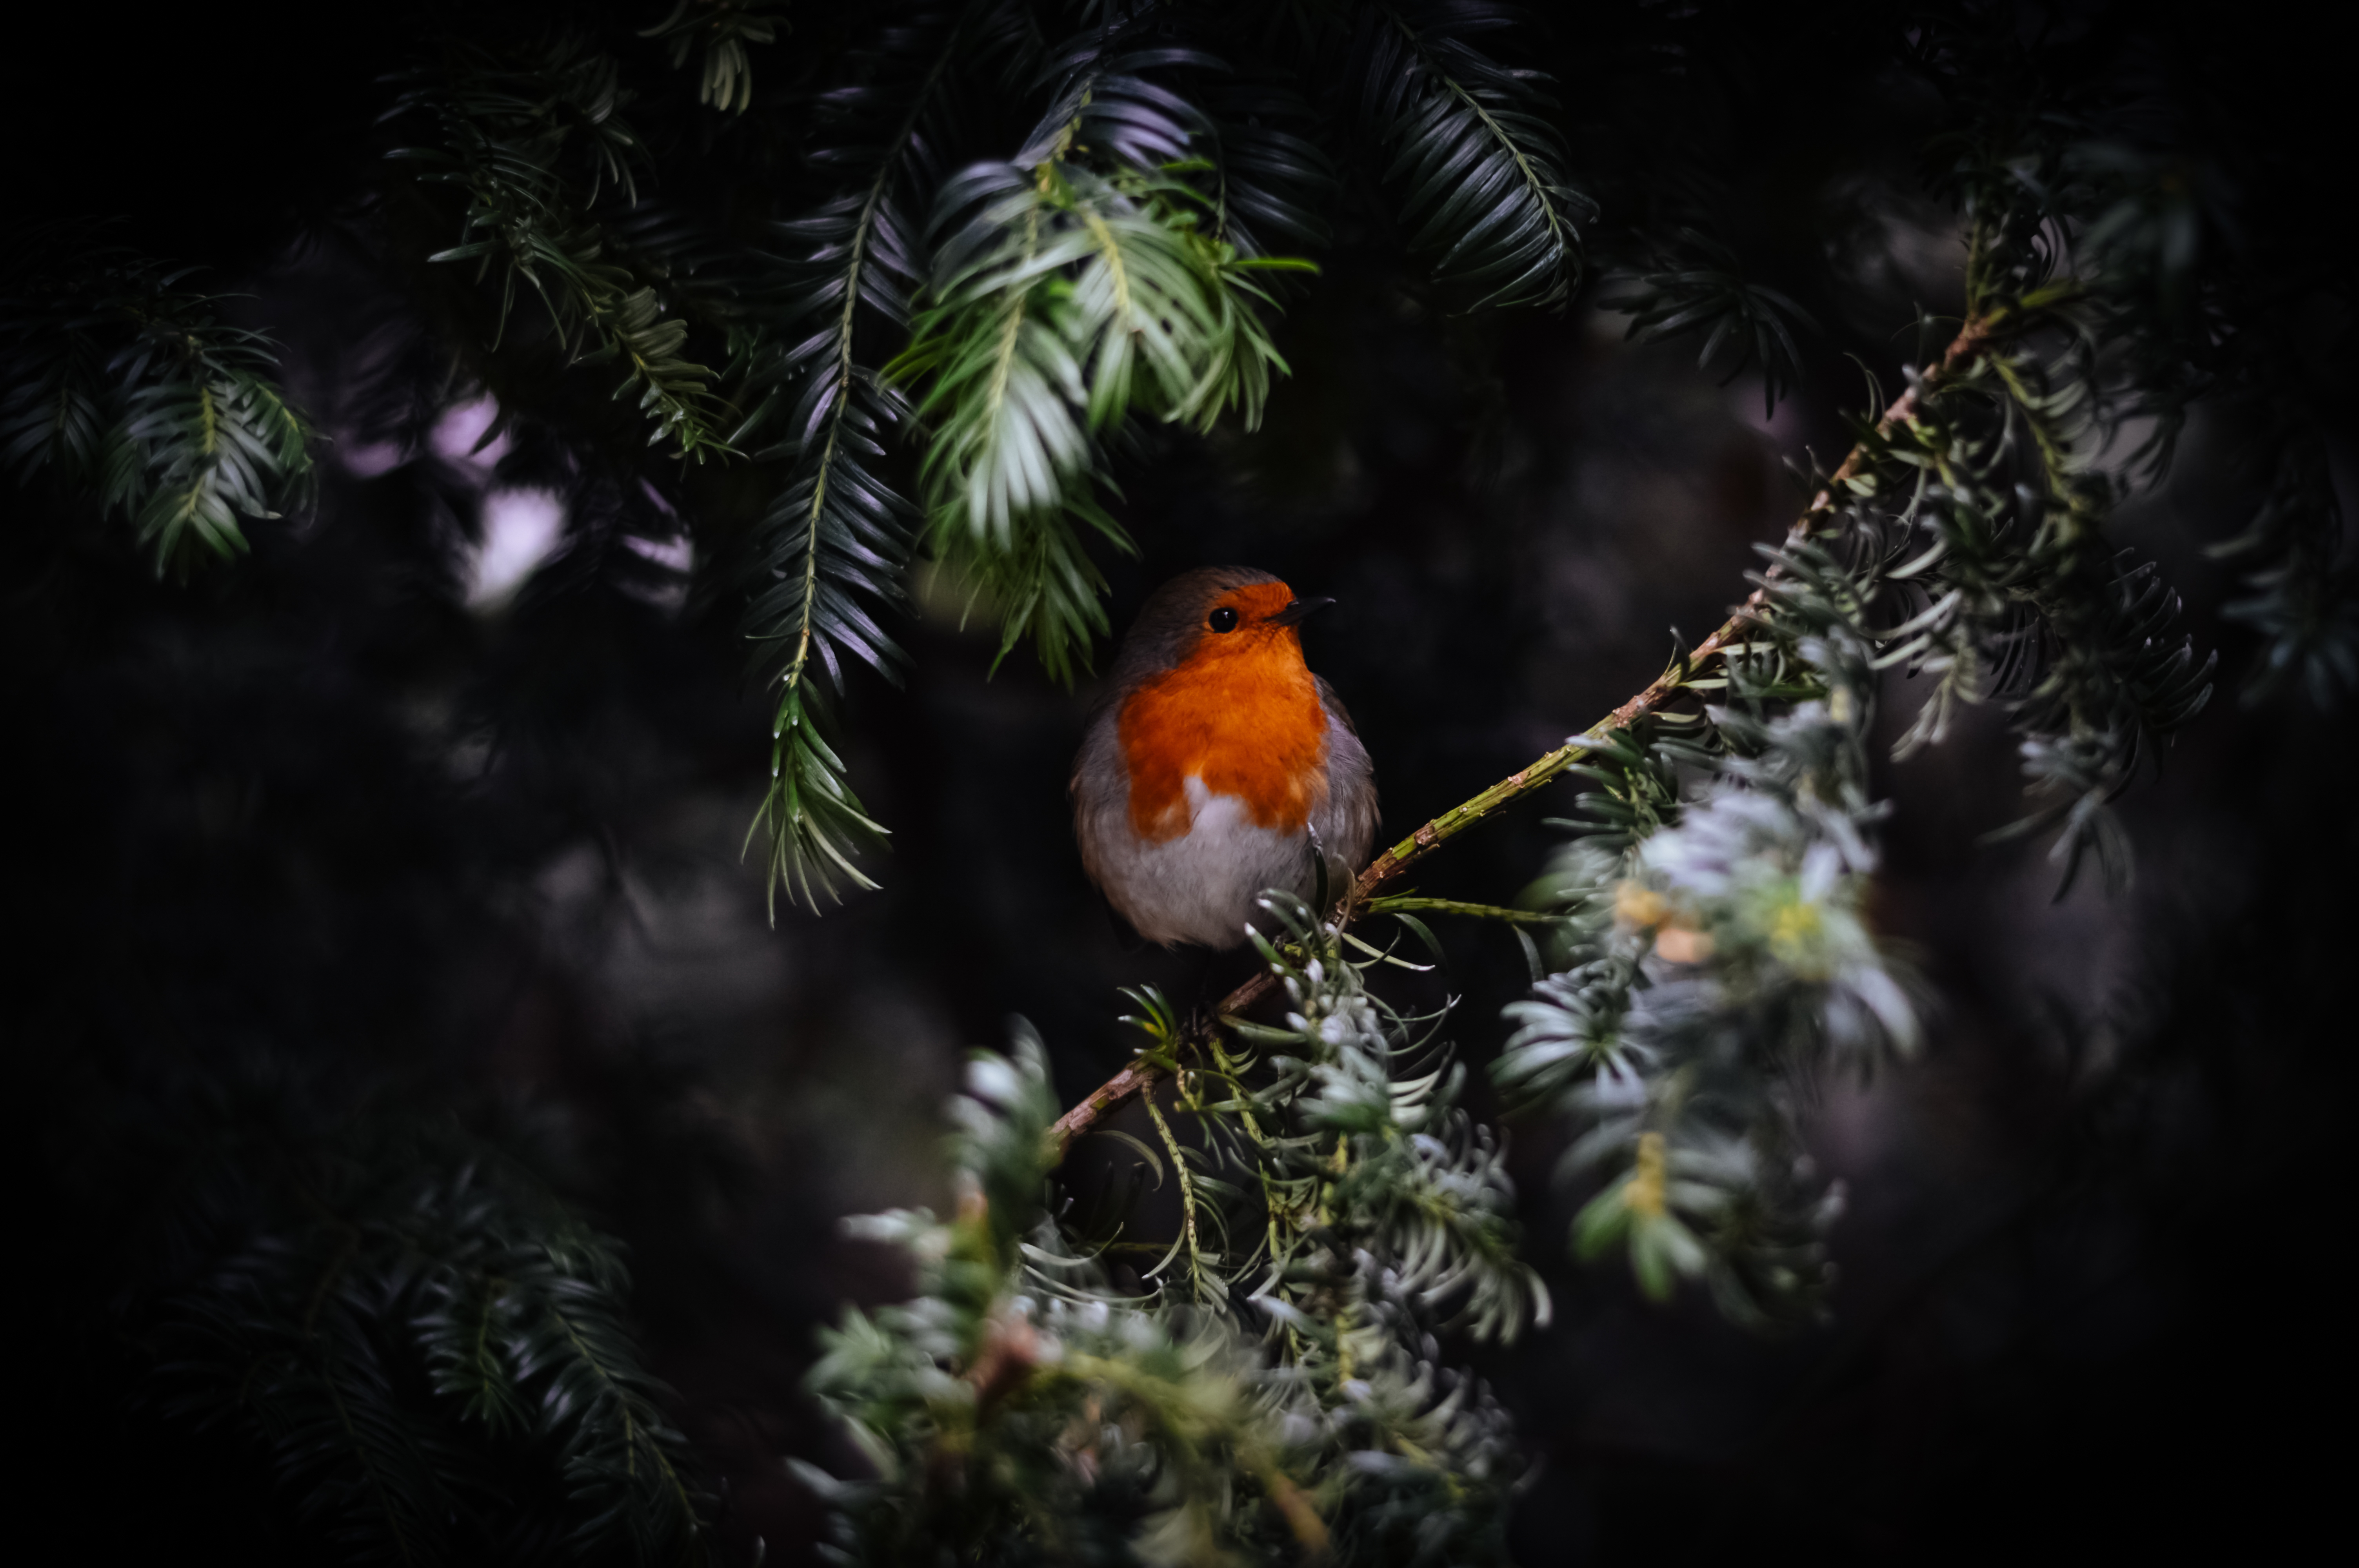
[1266,596,1335,628]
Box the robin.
[1073,567,1378,949]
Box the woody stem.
[1046,312,1999,1161]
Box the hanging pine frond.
[1349,0,1590,310]
[640,0,786,114]
[2061,135,2359,712]
[2207,434,2358,708]
[1195,70,1338,258]
[734,9,986,910]
[1603,226,1823,414]
[133,1093,714,1565]
[387,35,734,458]
[900,113,1307,677]
[0,238,311,575]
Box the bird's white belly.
[1098,776,1315,949]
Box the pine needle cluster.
[806,928,1538,1568]
[85,1065,709,1565]
[1495,111,2231,1316]
[2,236,311,575]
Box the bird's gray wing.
[1315,677,1379,870]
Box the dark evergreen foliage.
[2,236,313,573]
[9,1,2351,1563]
[122,1080,707,1565]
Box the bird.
[1072,566,1378,949]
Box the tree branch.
[1047,312,1999,1160]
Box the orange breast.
[1117,635,1330,843]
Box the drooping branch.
[1047,312,2000,1161]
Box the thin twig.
[1363,895,1570,924]
[1047,312,1999,1161]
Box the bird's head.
[1112,566,1336,690]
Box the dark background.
[8,2,2351,1561]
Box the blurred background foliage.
[6,0,2352,1562]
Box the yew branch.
[1047,312,1999,1161]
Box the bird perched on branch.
[1073,567,1378,949]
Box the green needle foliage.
[105,1074,713,1564]
[806,955,1536,1567]
[640,0,785,114]
[1604,227,1822,416]
[898,153,1301,678]
[2066,133,2359,708]
[731,11,973,908]
[805,1036,1321,1567]
[1,236,311,575]
[1496,111,2234,1315]
[894,60,1308,683]
[1351,0,1591,310]
[2208,437,2356,708]
[387,35,734,460]
[1499,567,1920,1324]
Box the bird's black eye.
[1207,606,1240,633]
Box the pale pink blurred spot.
[621,533,692,616]
[341,438,406,477]
[625,534,692,574]
[432,394,511,471]
[465,488,568,610]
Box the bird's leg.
[1178,947,1222,1044]
[1305,825,1331,915]
[1181,996,1217,1048]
